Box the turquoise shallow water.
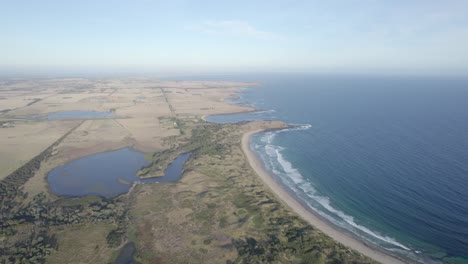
[202,74,468,264]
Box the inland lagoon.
[47,148,190,197]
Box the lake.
[48,148,190,197]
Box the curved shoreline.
[241,129,408,264]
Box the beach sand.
[242,129,408,264]
[2,78,411,263]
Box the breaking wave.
[254,126,411,252]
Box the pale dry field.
[0,78,255,183]
[0,78,379,264]
[0,120,80,180]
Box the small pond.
[47,148,190,197]
[114,242,141,264]
[30,110,116,120]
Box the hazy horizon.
[2,0,468,77]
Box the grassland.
[0,78,254,180]
[129,120,375,264]
[0,78,377,264]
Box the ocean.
[182,74,468,264]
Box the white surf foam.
[253,109,276,115]
[279,123,312,133]
[257,128,411,251]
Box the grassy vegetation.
[0,123,80,213]
[1,117,376,263]
[0,191,129,263]
[46,223,114,264]
[137,118,224,178]
[0,122,130,263]
[129,119,377,264]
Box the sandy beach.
[1,77,412,263]
[241,129,408,264]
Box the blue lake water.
[115,242,141,264]
[31,110,115,120]
[201,74,468,264]
[48,148,190,197]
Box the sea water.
[202,74,468,264]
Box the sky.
[1,0,468,76]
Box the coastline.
[201,108,258,122]
[241,129,407,264]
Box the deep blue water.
[48,148,190,197]
[29,110,115,120]
[203,74,468,264]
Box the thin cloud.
[186,20,277,40]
